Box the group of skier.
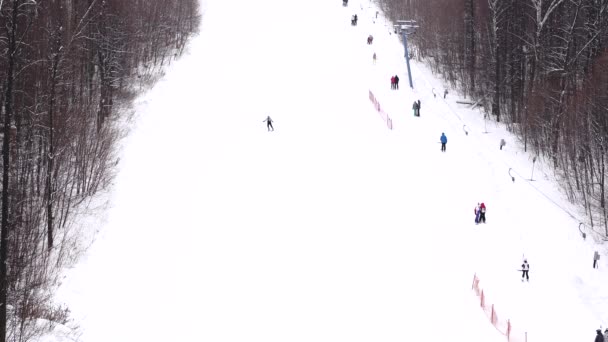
[272,1,608,299]
[474,203,486,224]
[473,203,532,283]
[390,75,400,89]
[341,1,448,159]
[412,100,421,116]
[340,0,545,291]
[595,329,608,342]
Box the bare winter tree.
[379,0,608,237]
[0,0,201,341]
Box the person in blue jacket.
[440,132,447,152]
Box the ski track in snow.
[50,0,608,341]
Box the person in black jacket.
[263,116,274,131]
[595,329,605,342]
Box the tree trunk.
[0,1,20,341]
[46,53,60,250]
[465,0,476,95]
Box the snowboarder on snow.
[367,35,373,44]
[603,328,608,342]
[390,76,395,89]
[263,116,274,131]
[412,101,419,116]
[394,75,400,89]
[373,52,376,64]
[595,329,605,342]
[440,133,447,152]
[479,202,486,223]
[521,259,530,282]
[474,203,481,224]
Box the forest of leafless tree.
[0,0,200,341]
[380,0,608,240]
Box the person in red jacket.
[479,202,486,223]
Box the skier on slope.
[440,133,447,152]
[595,329,605,342]
[479,202,487,223]
[263,116,274,131]
[474,203,481,224]
[521,259,530,282]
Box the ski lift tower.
[395,20,418,89]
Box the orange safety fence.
[472,273,527,342]
[368,90,393,130]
